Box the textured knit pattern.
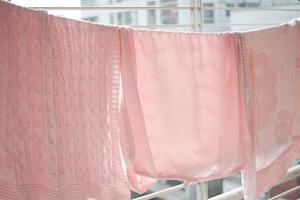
[0,2,129,199]
[119,28,251,193]
[241,19,300,199]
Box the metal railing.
[133,165,300,200]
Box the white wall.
[230,4,300,31]
[11,0,81,19]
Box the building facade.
[81,0,300,32]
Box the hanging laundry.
[119,27,251,193]
[240,19,300,199]
[0,2,129,199]
[2,1,300,199]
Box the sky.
[11,0,82,19]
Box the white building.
[230,0,300,31]
[81,0,300,32]
[80,0,235,31]
[11,0,81,20]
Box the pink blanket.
[119,28,251,193]
[0,2,129,199]
[241,19,300,199]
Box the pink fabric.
[241,19,300,199]
[0,2,129,199]
[119,28,251,193]
[1,2,300,199]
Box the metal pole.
[28,6,192,10]
[191,0,202,31]
[197,182,208,200]
[132,183,186,200]
[192,0,199,31]
[24,6,300,11]
[268,185,300,200]
[198,0,203,31]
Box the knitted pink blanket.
[0,2,129,199]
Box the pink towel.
[0,2,129,199]
[119,28,251,193]
[241,19,300,199]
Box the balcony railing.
[132,165,300,200]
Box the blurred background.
[79,0,300,32]
[11,0,300,32]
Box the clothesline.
[25,6,300,12]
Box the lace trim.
[0,179,129,200]
[238,34,258,200]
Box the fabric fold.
[119,28,251,193]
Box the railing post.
[197,182,208,200]
[191,0,198,31]
[198,0,203,31]
[191,0,203,31]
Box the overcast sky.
[11,0,81,19]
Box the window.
[160,0,178,24]
[81,0,95,6]
[117,11,133,25]
[124,11,132,24]
[238,2,260,7]
[147,1,156,25]
[83,16,98,22]
[160,0,176,3]
[117,12,122,24]
[203,3,214,23]
[226,3,234,17]
[110,13,114,24]
[161,9,178,24]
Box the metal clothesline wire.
[28,6,300,11]
[132,23,281,28]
